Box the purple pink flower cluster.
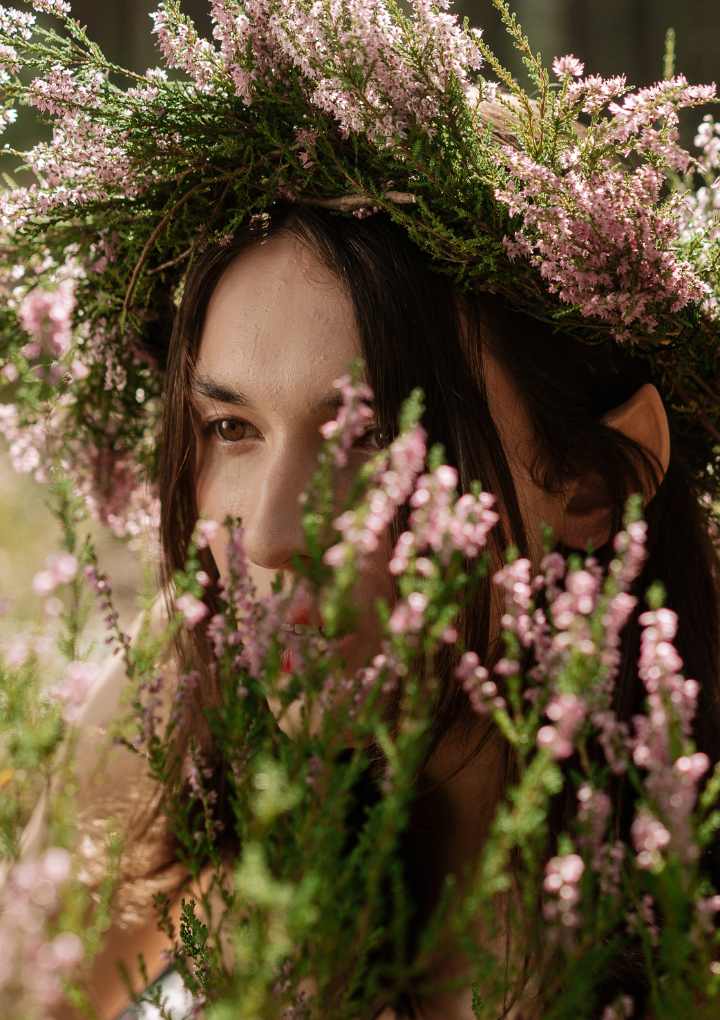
[207,0,483,143]
[499,148,711,340]
[0,848,84,1015]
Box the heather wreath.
[0,0,717,537]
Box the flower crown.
[0,0,718,538]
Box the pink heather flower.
[496,146,708,340]
[30,0,71,15]
[18,279,75,360]
[631,808,671,870]
[552,54,585,79]
[3,634,32,668]
[176,592,209,629]
[601,995,634,1020]
[407,466,499,566]
[577,784,612,868]
[566,73,628,115]
[695,114,720,172]
[632,603,706,870]
[387,591,428,635]
[318,373,375,468]
[0,42,18,75]
[194,518,221,549]
[604,76,717,173]
[324,424,427,568]
[218,523,287,679]
[0,846,82,1012]
[236,0,482,143]
[48,660,96,723]
[150,3,218,90]
[32,551,77,595]
[49,551,78,584]
[537,693,587,759]
[27,65,103,117]
[456,655,504,715]
[0,7,36,41]
[543,853,585,928]
[32,569,56,597]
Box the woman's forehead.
[196,232,362,403]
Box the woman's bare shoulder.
[19,592,182,882]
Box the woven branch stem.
[295,190,417,211]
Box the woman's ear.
[557,383,671,552]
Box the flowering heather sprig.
[32,550,78,596]
[602,77,717,173]
[29,0,71,15]
[18,278,75,360]
[324,424,427,568]
[403,463,499,566]
[543,852,585,929]
[565,73,629,115]
[455,650,505,714]
[150,2,218,91]
[47,659,95,723]
[499,149,710,339]
[552,54,584,80]
[318,374,375,468]
[629,602,710,868]
[225,0,484,143]
[214,521,286,681]
[83,560,131,659]
[0,848,84,1017]
[0,7,35,41]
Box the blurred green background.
[0,0,718,652]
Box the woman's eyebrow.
[190,373,371,413]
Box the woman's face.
[193,231,397,701]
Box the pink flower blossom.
[150,3,218,90]
[496,146,709,340]
[30,0,71,15]
[32,551,78,595]
[0,7,36,41]
[318,373,375,468]
[601,995,634,1020]
[194,518,221,549]
[176,592,209,629]
[19,278,75,360]
[48,660,96,722]
[543,853,585,928]
[0,847,83,1012]
[537,693,587,759]
[552,54,584,79]
[631,808,671,870]
[455,651,504,715]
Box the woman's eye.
[208,418,255,443]
[356,424,386,451]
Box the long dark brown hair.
[156,202,720,1017]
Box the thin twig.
[295,190,417,211]
[121,175,212,324]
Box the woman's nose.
[241,445,327,572]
